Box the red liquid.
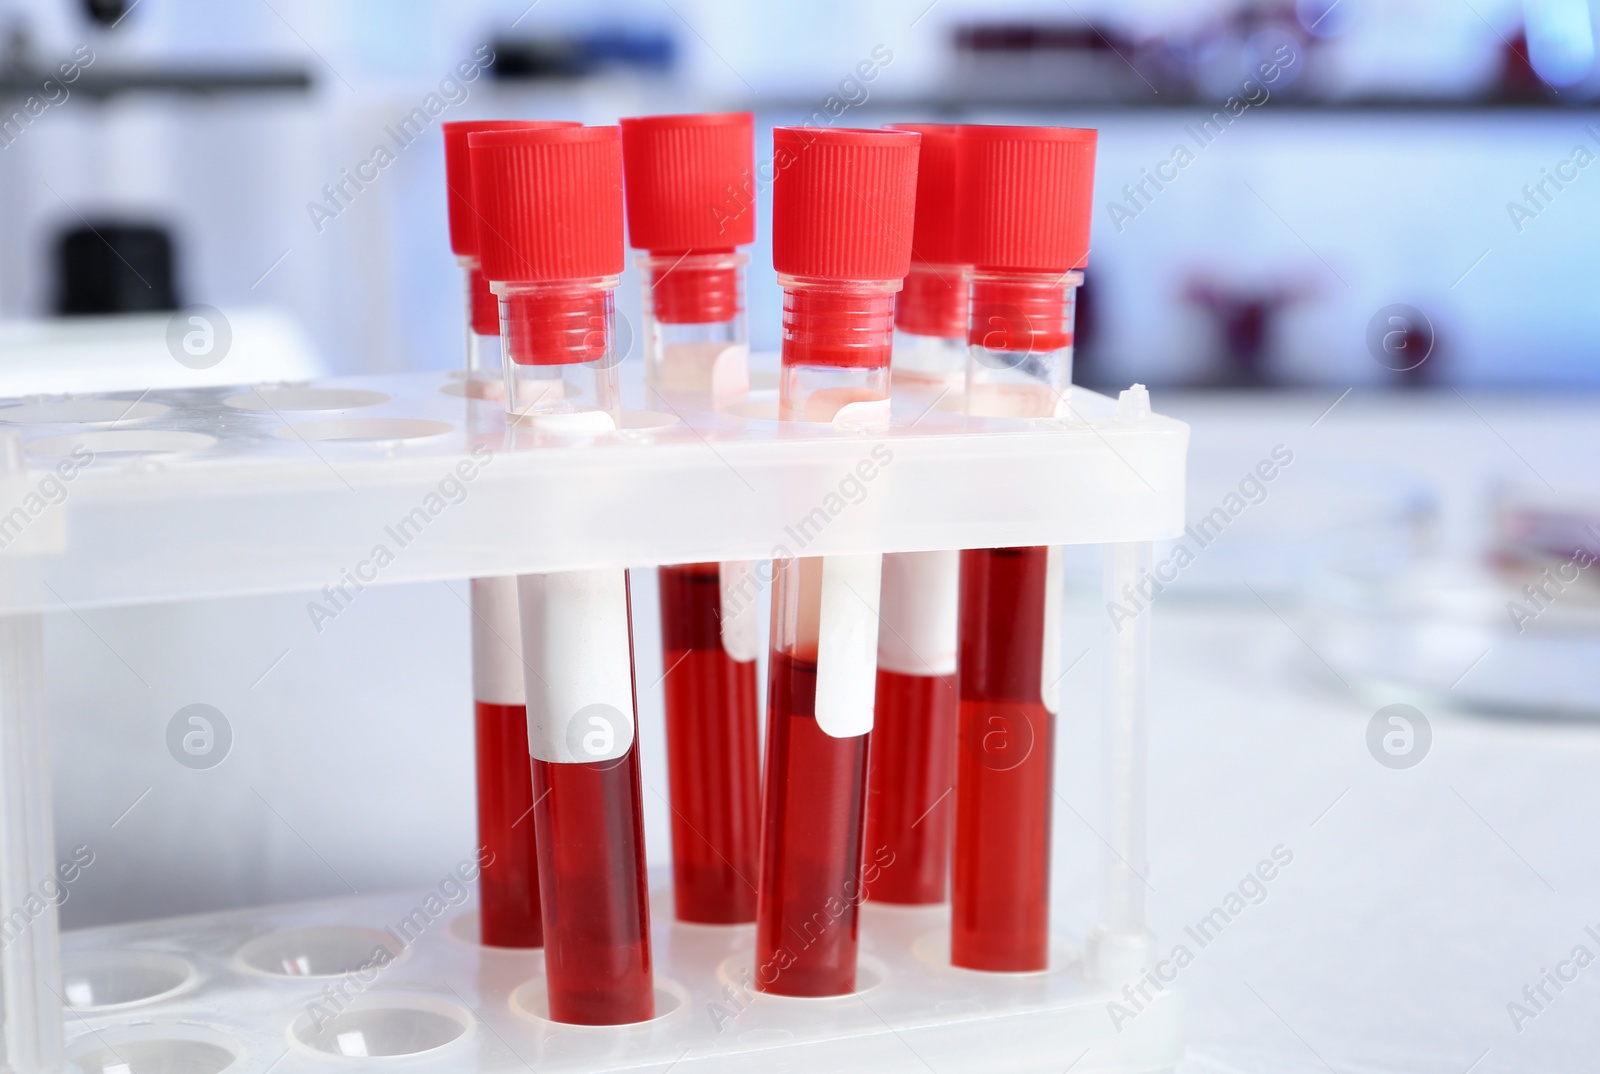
[474,700,543,948]
[530,627,654,1030]
[658,563,760,924]
[864,668,957,904]
[952,547,1056,972]
[755,650,868,996]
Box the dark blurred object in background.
[82,0,131,29]
[55,223,179,315]
[1500,31,1549,102]
[1183,275,1313,388]
[949,20,1152,104]
[490,28,675,81]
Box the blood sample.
[950,125,1097,973]
[469,124,653,1023]
[755,127,921,997]
[471,579,542,949]
[866,124,967,905]
[952,546,1058,971]
[442,120,574,950]
[656,564,760,923]
[866,552,959,905]
[620,113,761,924]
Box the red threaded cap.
[886,123,964,267]
[648,257,741,324]
[469,125,626,283]
[772,127,920,282]
[468,266,498,336]
[962,125,1097,273]
[896,264,967,339]
[620,112,755,250]
[442,120,577,257]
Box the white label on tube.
[470,576,525,705]
[1040,546,1063,715]
[718,560,761,663]
[877,550,959,676]
[814,553,882,738]
[518,569,636,763]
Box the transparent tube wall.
[965,270,1082,419]
[755,275,894,996]
[496,278,623,425]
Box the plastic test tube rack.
[0,355,1187,1073]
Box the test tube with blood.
[754,126,921,997]
[950,124,1097,973]
[620,112,762,925]
[441,118,577,949]
[469,124,654,1023]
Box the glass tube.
[496,277,623,425]
[965,271,1081,419]
[865,550,959,904]
[868,262,969,902]
[475,698,542,948]
[755,276,892,996]
[530,731,653,1022]
[640,251,749,396]
[657,562,760,923]
[891,262,969,388]
[499,274,652,1023]
[640,251,762,923]
[950,268,1080,971]
[951,547,1057,971]
[461,258,504,386]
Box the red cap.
[886,123,964,267]
[442,120,578,258]
[620,112,755,250]
[962,125,1097,273]
[468,125,625,284]
[466,266,498,336]
[772,127,921,282]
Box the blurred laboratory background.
[2,0,1598,388]
[10,2,1599,1071]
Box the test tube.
[442,119,574,949]
[866,124,966,905]
[468,125,653,1023]
[951,125,1097,973]
[756,127,921,996]
[619,113,761,925]
[444,121,575,388]
[885,123,970,388]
